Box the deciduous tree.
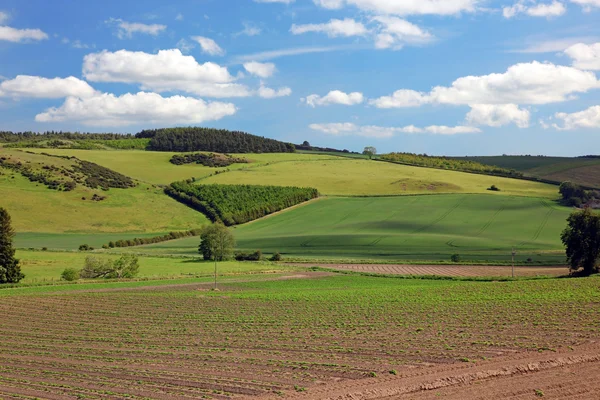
[363,146,377,159]
[0,208,24,284]
[561,207,600,276]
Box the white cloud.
[0,26,48,42]
[191,36,225,56]
[503,1,567,18]
[175,13,184,21]
[304,90,364,107]
[371,61,600,108]
[511,37,599,53]
[570,0,600,12]
[0,76,97,99]
[565,42,600,70]
[551,105,600,129]
[106,18,166,39]
[235,45,349,62]
[466,104,531,128]
[372,16,433,49]
[35,92,237,127]
[291,18,368,37]
[235,22,262,37]
[82,49,253,98]
[309,123,480,137]
[368,89,431,108]
[244,62,277,78]
[313,0,479,16]
[176,38,195,54]
[258,86,292,98]
[0,11,9,24]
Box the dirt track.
[254,341,600,399]
[290,263,569,277]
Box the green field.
[14,250,291,284]
[201,158,559,198]
[119,194,571,263]
[455,156,600,188]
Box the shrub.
[269,252,282,262]
[78,244,94,251]
[487,185,500,191]
[451,253,461,263]
[61,268,80,281]
[235,250,263,261]
[80,255,140,279]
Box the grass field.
[14,250,291,283]
[455,156,600,188]
[202,158,560,198]
[119,194,571,264]
[0,273,598,398]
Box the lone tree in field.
[0,208,24,284]
[363,146,377,159]
[561,207,600,276]
[199,223,235,289]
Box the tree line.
[170,153,249,167]
[139,127,296,153]
[0,131,135,142]
[380,152,523,178]
[165,182,318,225]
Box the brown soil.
[289,263,568,277]
[253,341,600,400]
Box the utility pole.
[511,248,517,278]
[214,259,217,290]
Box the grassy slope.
[201,158,559,198]
[31,149,339,185]
[455,156,600,188]
[124,194,571,263]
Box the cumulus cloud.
[304,90,364,107]
[570,0,600,12]
[466,104,531,128]
[565,42,600,70]
[0,76,97,99]
[503,1,567,18]
[191,36,225,56]
[313,0,479,16]
[258,86,292,98]
[372,16,433,49]
[371,61,600,108]
[35,92,237,127]
[0,26,48,42]
[82,49,254,98]
[309,123,481,137]
[551,105,600,130]
[291,18,368,37]
[244,61,277,78]
[106,18,166,39]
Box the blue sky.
[0,0,599,156]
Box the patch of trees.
[0,157,76,191]
[235,250,263,261]
[559,182,600,207]
[73,160,136,190]
[295,141,357,154]
[101,229,203,249]
[0,130,136,143]
[166,182,319,226]
[199,224,236,262]
[140,127,295,153]
[561,208,600,276]
[0,208,24,284]
[170,153,249,167]
[380,152,523,178]
[78,255,140,279]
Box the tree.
[0,208,24,284]
[561,208,600,276]
[363,146,377,159]
[199,223,235,290]
[79,255,139,279]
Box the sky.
[0,0,600,156]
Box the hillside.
[454,156,600,189]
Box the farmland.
[0,273,599,398]
[122,195,571,264]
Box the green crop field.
[120,194,571,263]
[201,158,559,198]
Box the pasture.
[0,273,598,398]
[126,195,571,264]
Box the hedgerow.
[165,182,318,225]
[170,153,249,167]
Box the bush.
[78,244,94,251]
[79,255,140,279]
[235,250,263,261]
[269,252,282,262]
[487,185,500,191]
[451,253,461,263]
[61,268,80,281]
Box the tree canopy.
[561,207,600,276]
[199,224,235,262]
[363,147,377,159]
[0,208,24,284]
